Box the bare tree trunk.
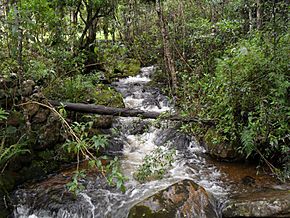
[249,5,253,32]
[256,0,262,29]
[48,101,214,125]
[14,0,23,83]
[124,0,134,44]
[155,0,177,92]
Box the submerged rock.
[222,189,290,217]
[128,179,220,218]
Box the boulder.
[128,179,220,218]
[222,189,290,217]
[203,128,241,161]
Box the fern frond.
[241,128,255,158]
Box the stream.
[12,67,289,218]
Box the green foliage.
[0,108,29,172]
[95,43,141,80]
[106,156,127,193]
[134,147,175,183]
[45,74,124,107]
[0,143,30,171]
[62,121,126,195]
[0,108,9,121]
[67,170,86,198]
[64,121,108,155]
[179,33,289,177]
[46,75,96,102]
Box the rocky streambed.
[5,67,290,217]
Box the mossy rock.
[105,58,141,80]
[128,179,219,218]
[222,190,290,217]
[115,58,141,77]
[204,128,241,161]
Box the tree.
[155,0,177,92]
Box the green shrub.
[134,147,176,183]
[184,34,289,177]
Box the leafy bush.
[63,121,126,195]
[183,34,289,177]
[134,147,176,183]
[45,74,124,107]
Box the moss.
[93,84,124,108]
[115,58,141,77]
[128,205,174,218]
[105,58,141,80]
[204,128,240,161]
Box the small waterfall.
[12,66,229,218]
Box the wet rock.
[128,179,220,218]
[222,190,290,217]
[241,176,256,186]
[154,128,193,150]
[106,138,124,155]
[94,116,114,129]
[204,128,241,161]
[129,121,149,135]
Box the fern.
[0,108,8,121]
[241,128,255,158]
[0,143,30,169]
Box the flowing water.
[11,67,283,218]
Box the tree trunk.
[14,0,23,83]
[48,101,214,125]
[155,0,177,93]
[249,5,253,32]
[256,0,262,29]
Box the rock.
[106,137,124,155]
[241,176,256,186]
[154,128,193,150]
[34,114,62,150]
[222,190,290,217]
[203,128,241,161]
[32,108,50,123]
[93,116,114,129]
[128,179,220,218]
[22,80,35,97]
[23,102,40,118]
[128,121,149,135]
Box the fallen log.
[48,100,214,125]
